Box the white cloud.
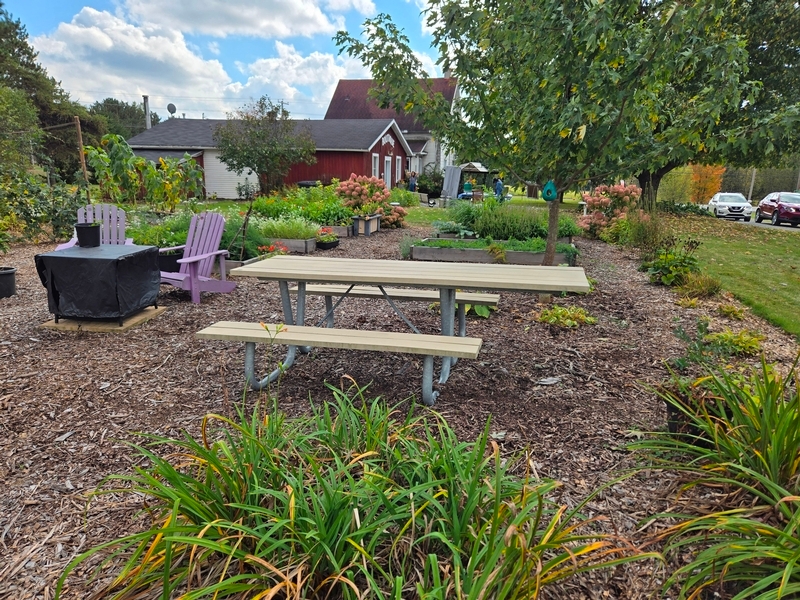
[237,42,370,118]
[324,0,376,14]
[125,0,340,38]
[31,8,238,118]
[207,41,220,55]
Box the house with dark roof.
[127,117,412,199]
[324,78,458,177]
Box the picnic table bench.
[196,321,482,405]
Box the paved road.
[738,218,800,232]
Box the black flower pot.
[0,266,16,299]
[75,222,101,247]
[158,250,184,272]
[316,240,339,251]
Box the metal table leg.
[438,287,456,384]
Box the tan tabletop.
[231,255,590,294]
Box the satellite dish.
[167,103,177,115]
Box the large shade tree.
[0,85,40,169]
[337,0,747,263]
[213,96,316,194]
[0,2,105,178]
[633,0,800,198]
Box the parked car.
[754,192,800,227]
[706,192,753,221]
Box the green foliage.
[0,170,86,242]
[254,215,320,240]
[0,85,40,168]
[431,220,475,238]
[389,186,417,207]
[675,296,699,309]
[446,199,483,231]
[670,318,762,371]
[57,390,652,599]
[473,204,580,240]
[213,95,316,194]
[674,271,722,299]
[537,305,597,327]
[414,236,579,263]
[579,184,642,239]
[399,233,418,259]
[85,134,203,212]
[641,237,701,286]
[718,303,745,320]
[126,211,195,247]
[220,214,273,261]
[416,164,444,198]
[703,329,764,356]
[88,97,160,139]
[656,200,713,216]
[0,229,9,253]
[629,356,800,600]
[656,165,692,204]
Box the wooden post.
[74,116,90,202]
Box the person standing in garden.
[408,171,417,192]
[494,176,504,201]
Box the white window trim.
[372,154,380,178]
[396,156,402,183]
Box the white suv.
[707,193,753,221]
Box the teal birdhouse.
[542,180,558,202]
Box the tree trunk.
[543,193,562,266]
[635,162,680,209]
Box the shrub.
[472,204,580,240]
[0,171,87,242]
[127,211,195,247]
[446,199,483,230]
[335,174,406,228]
[537,305,597,327]
[251,194,300,219]
[656,200,712,216]
[389,186,418,207]
[640,236,701,286]
[690,163,725,204]
[578,183,642,238]
[56,390,652,599]
[416,163,444,198]
[675,271,722,298]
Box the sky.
[6,0,440,121]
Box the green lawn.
[665,215,800,338]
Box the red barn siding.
[285,130,408,186]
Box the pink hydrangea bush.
[578,183,642,239]
[335,173,406,228]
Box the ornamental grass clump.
[255,215,320,240]
[58,389,654,599]
[631,358,800,599]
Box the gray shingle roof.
[127,118,410,153]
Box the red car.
[754,192,800,226]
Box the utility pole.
[74,116,90,202]
[747,167,757,202]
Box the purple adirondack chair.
[159,211,236,304]
[55,204,133,250]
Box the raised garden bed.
[410,238,577,266]
[352,214,381,236]
[330,225,353,238]
[273,238,316,253]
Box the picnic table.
[199,256,590,404]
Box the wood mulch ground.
[1,225,797,599]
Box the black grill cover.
[35,245,160,320]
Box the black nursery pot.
[0,266,16,299]
[158,250,184,272]
[316,240,339,251]
[75,223,101,247]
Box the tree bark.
[634,161,681,208]
[543,193,562,266]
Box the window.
[396,156,402,183]
[372,154,379,178]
